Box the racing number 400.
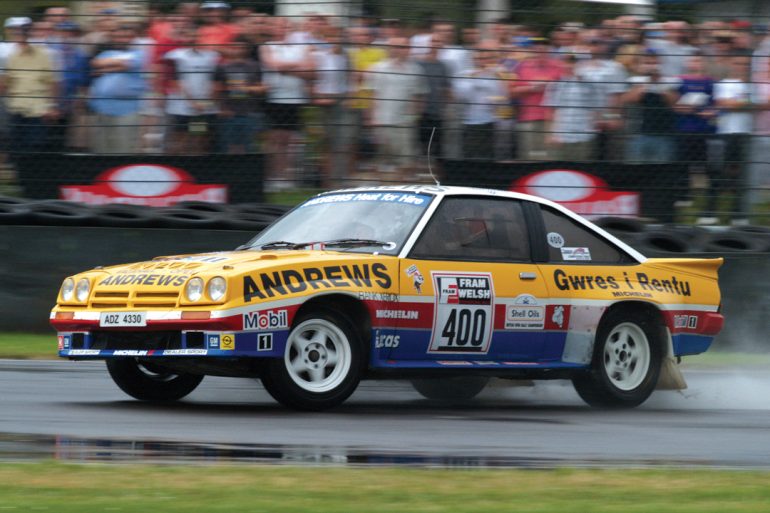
[441,308,486,347]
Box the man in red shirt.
[197,2,240,50]
[510,36,564,160]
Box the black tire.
[106,358,204,402]
[93,204,161,228]
[411,376,489,401]
[572,308,663,408]
[260,308,364,411]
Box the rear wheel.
[106,358,204,402]
[572,309,663,408]
[260,308,364,411]
[411,377,489,401]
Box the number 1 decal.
[429,272,494,354]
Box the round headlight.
[208,276,227,302]
[61,278,75,301]
[185,277,204,302]
[75,278,90,302]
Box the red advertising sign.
[511,169,639,218]
[60,164,228,206]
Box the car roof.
[323,185,647,263]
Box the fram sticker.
[547,232,565,248]
[429,273,494,354]
[561,247,591,261]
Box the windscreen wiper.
[320,239,397,250]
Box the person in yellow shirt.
[346,25,386,167]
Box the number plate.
[99,312,147,327]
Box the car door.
[534,204,639,365]
[388,196,553,363]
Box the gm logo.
[207,334,220,349]
[244,309,288,331]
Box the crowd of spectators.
[1,3,770,223]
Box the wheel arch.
[599,300,668,353]
[293,293,372,351]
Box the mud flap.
[656,328,687,390]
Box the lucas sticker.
[561,247,591,261]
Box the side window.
[541,207,630,264]
[411,197,530,262]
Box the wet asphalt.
[1,360,769,468]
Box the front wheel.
[260,308,364,411]
[572,309,663,408]
[106,358,204,402]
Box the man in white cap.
[0,17,31,68]
[198,2,240,49]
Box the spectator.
[673,54,716,196]
[312,22,350,184]
[703,53,754,225]
[579,35,628,160]
[364,36,427,177]
[51,22,90,151]
[346,25,387,168]
[260,16,314,188]
[1,20,58,159]
[511,36,564,160]
[163,25,220,155]
[705,30,734,80]
[417,35,451,160]
[197,2,240,49]
[648,21,698,77]
[543,52,603,161]
[81,8,120,57]
[88,23,146,154]
[621,49,679,163]
[215,35,266,155]
[453,40,507,161]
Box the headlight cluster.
[185,276,227,303]
[60,277,90,303]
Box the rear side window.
[411,197,530,262]
[541,207,630,264]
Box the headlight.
[185,277,204,302]
[208,276,227,302]
[61,278,75,301]
[75,278,90,302]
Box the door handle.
[519,272,537,280]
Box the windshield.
[245,191,435,254]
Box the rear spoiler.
[643,258,724,279]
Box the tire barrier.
[637,229,692,255]
[702,230,769,253]
[0,197,289,231]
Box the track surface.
[2,360,769,468]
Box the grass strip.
[0,463,769,512]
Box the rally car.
[51,185,724,410]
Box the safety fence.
[0,1,769,225]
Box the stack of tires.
[595,216,770,255]
[0,196,291,232]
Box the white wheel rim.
[284,319,351,393]
[602,322,650,391]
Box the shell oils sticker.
[429,272,494,354]
[505,294,545,330]
[221,333,235,351]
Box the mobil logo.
[243,309,289,331]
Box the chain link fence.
[0,0,769,224]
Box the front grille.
[89,290,180,309]
[91,331,182,351]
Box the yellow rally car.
[51,186,724,410]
